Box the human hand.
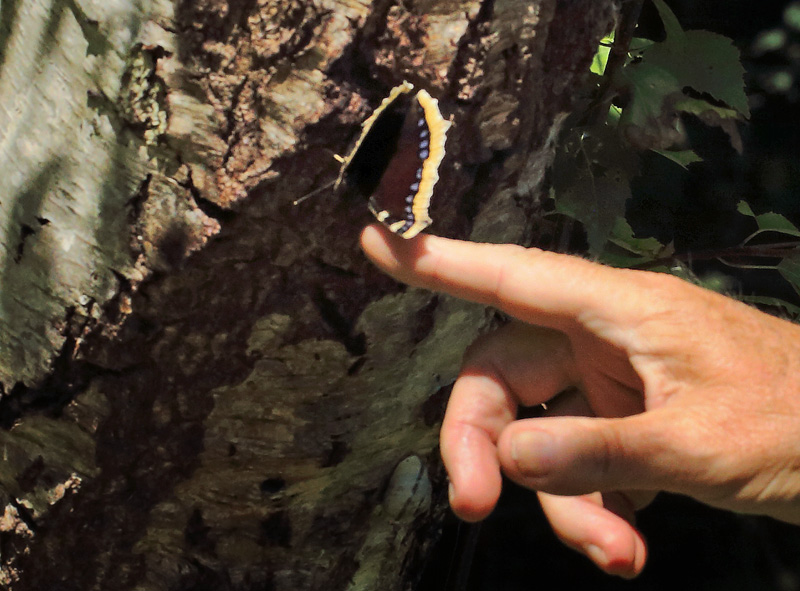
[360,224,800,578]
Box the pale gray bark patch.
[0,0,211,390]
[346,455,432,591]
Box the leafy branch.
[548,0,800,311]
[552,0,749,255]
[549,2,796,280]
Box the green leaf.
[554,167,632,254]
[673,96,743,152]
[778,254,800,297]
[737,200,755,216]
[552,127,639,254]
[616,62,684,150]
[751,213,800,237]
[736,204,800,298]
[737,200,800,238]
[739,295,800,319]
[652,148,702,169]
[591,32,654,77]
[651,0,685,40]
[610,218,668,255]
[629,38,656,53]
[673,96,740,119]
[644,1,749,117]
[592,34,613,75]
[616,0,748,152]
[599,219,672,267]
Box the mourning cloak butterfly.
[335,81,451,239]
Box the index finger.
[360,225,640,332]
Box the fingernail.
[510,430,554,474]
[586,544,608,567]
[448,482,455,505]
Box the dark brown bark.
[0,0,618,589]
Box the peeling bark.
[0,0,618,589]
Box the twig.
[631,240,800,270]
[587,0,645,126]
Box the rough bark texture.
[0,0,618,589]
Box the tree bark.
[0,0,618,589]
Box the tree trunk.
[0,0,617,589]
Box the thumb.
[497,412,695,498]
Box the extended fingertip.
[601,533,648,579]
[360,223,387,243]
[359,224,428,283]
[359,224,392,261]
[580,528,647,579]
[585,513,648,579]
[447,481,497,522]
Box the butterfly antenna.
[293,178,336,206]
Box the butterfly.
[298,82,450,239]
